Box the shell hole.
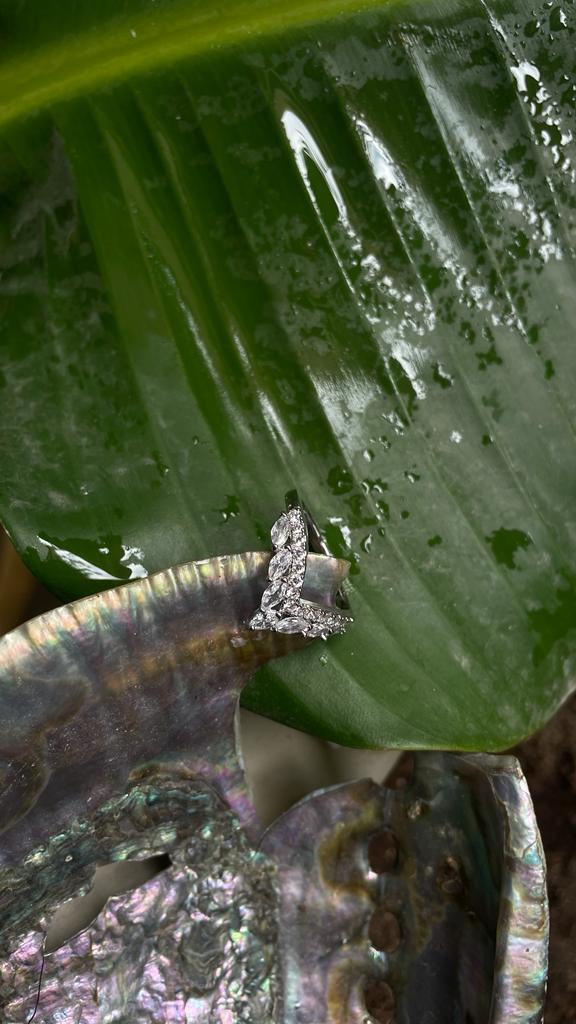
[364,978,395,1023]
[44,853,171,953]
[368,829,398,872]
[368,908,401,953]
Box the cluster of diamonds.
[249,507,353,639]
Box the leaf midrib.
[0,0,394,130]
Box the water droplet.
[219,495,240,522]
[319,654,328,665]
[524,17,540,36]
[432,363,454,389]
[510,59,541,95]
[150,449,170,480]
[485,527,533,569]
[549,6,567,30]
[327,466,354,495]
[363,448,375,463]
[362,477,388,496]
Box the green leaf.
[0,0,575,750]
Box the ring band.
[249,497,353,639]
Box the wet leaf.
[0,0,575,748]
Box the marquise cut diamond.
[261,579,285,610]
[271,515,290,547]
[276,615,309,633]
[269,548,292,579]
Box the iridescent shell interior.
[0,553,547,1022]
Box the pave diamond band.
[249,503,353,640]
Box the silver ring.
[249,498,353,639]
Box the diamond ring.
[249,494,353,639]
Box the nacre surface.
[0,556,547,1021]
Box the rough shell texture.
[0,549,348,862]
[0,556,547,1022]
[3,778,279,1023]
[260,753,548,1024]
